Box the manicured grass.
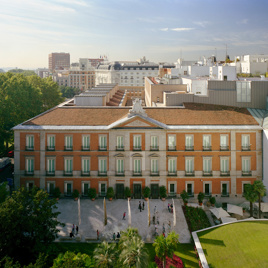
[198,221,268,268]
[49,242,199,267]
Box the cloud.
[171,28,194,31]
[238,19,248,24]
[160,28,169,31]
[55,0,89,7]
[193,21,209,28]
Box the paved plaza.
[55,198,191,243]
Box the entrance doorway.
[151,184,159,199]
[116,183,124,199]
[133,184,141,199]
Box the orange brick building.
[13,100,262,200]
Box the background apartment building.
[49,52,70,72]
[13,99,262,201]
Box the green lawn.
[197,221,268,268]
[49,242,199,267]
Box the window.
[47,135,55,151]
[169,183,176,196]
[242,157,251,175]
[116,136,124,150]
[203,158,212,176]
[99,182,107,196]
[26,181,34,191]
[237,81,251,102]
[99,135,107,151]
[26,135,34,151]
[64,182,73,196]
[168,159,176,175]
[47,158,55,176]
[99,158,107,176]
[220,135,229,150]
[242,135,250,151]
[81,157,90,175]
[65,136,73,151]
[204,183,211,196]
[168,135,176,150]
[133,135,141,151]
[203,135,211,150]
[185,158,194,176]
[82,182,90,196]
[151,136,158,151]
[220,157,230,176]
[82,135,90,151]
[25,158,34,175]
[133,159,141,175]
[186,183,193,196]
[116,159,124,175]
[64,158,73,176]
[221,182,229,196]
[47,182,55,196]
[185,135,194,151]
[151,159,159,176]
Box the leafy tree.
[94,241,117,268]
[0,182,9,203]
[244,184,258,217]
[52,251,94,268]
[253,180,266,218]
[8,69,37,76]
[59,85,81,98]
[118,227,141,249]
[119,236,148,268]
[153,231,179,268]
[27,76,64,111]
[0,186,64,264]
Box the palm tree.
[244,184,258,217]
[153,231,179,268]
[94,241,117,268]
[118,227,141,250]
[253,180,266,218]
[119,236,148,268]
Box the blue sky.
[1,0,268,68]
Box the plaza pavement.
[55,198,191,243]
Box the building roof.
[19,103,258,128]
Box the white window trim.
[81,157,90,174]
[64,181,73,196]
[98,157,107,174]
[150,158,159,174]
[46,157,56,173]
[151,135,158,149]
[81,181,90,196]
[185,157,194,174]
[221,181,230,196]
[168,158,177,174]
[65,135,73,149]
[242,156,251,174]
[133,135,142,149]
[185,134,194,148]
[220,157,229,173]
[203,182,212,196]
[116,158,124,174]
[47,181,55,194]
[168,181,177,196]
[241,134,250,150]
[82,135,90,150]
[99,135,107,150]
[133,158,142,174]
[47,135,55,150]
[168,134,176,149]
[116,136,124,149]
[203,134,211,148]
[25,157,34,174]
[185,181,194,196]
[99,181,107,196]
[203,157,212,174]
[64,157,73,174]
[26,135,34,150]
[26,181,34,191]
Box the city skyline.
[1,0,268,69]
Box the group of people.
[168,203,173,213]
[112,232,121,240]
[69,224,79,238]
[153,205,172,237]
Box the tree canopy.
[8,69,37,76]
[0,186,64,264]
[0,73,63,153]
[59,85,81,98]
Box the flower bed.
[155,255,184,268]
[183,206,211,232]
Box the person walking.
[139,201,142,212]
[72,224,75,235]
[76,225,79,235]
[122,212,126,220]
[97,230,99,240]
[142,201,145,210]
[117,232,120,239]
[168,220,171,232]
[113,233,116,240]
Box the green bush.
[88,188,96,199]
[198,192,205,204]
[107,187,114,199]
[159,186,167,198]
[72,189,80,199]
[180,190,189,203]
[52,187,61,199]
[124,186,131,198]
[143,186,151,198]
